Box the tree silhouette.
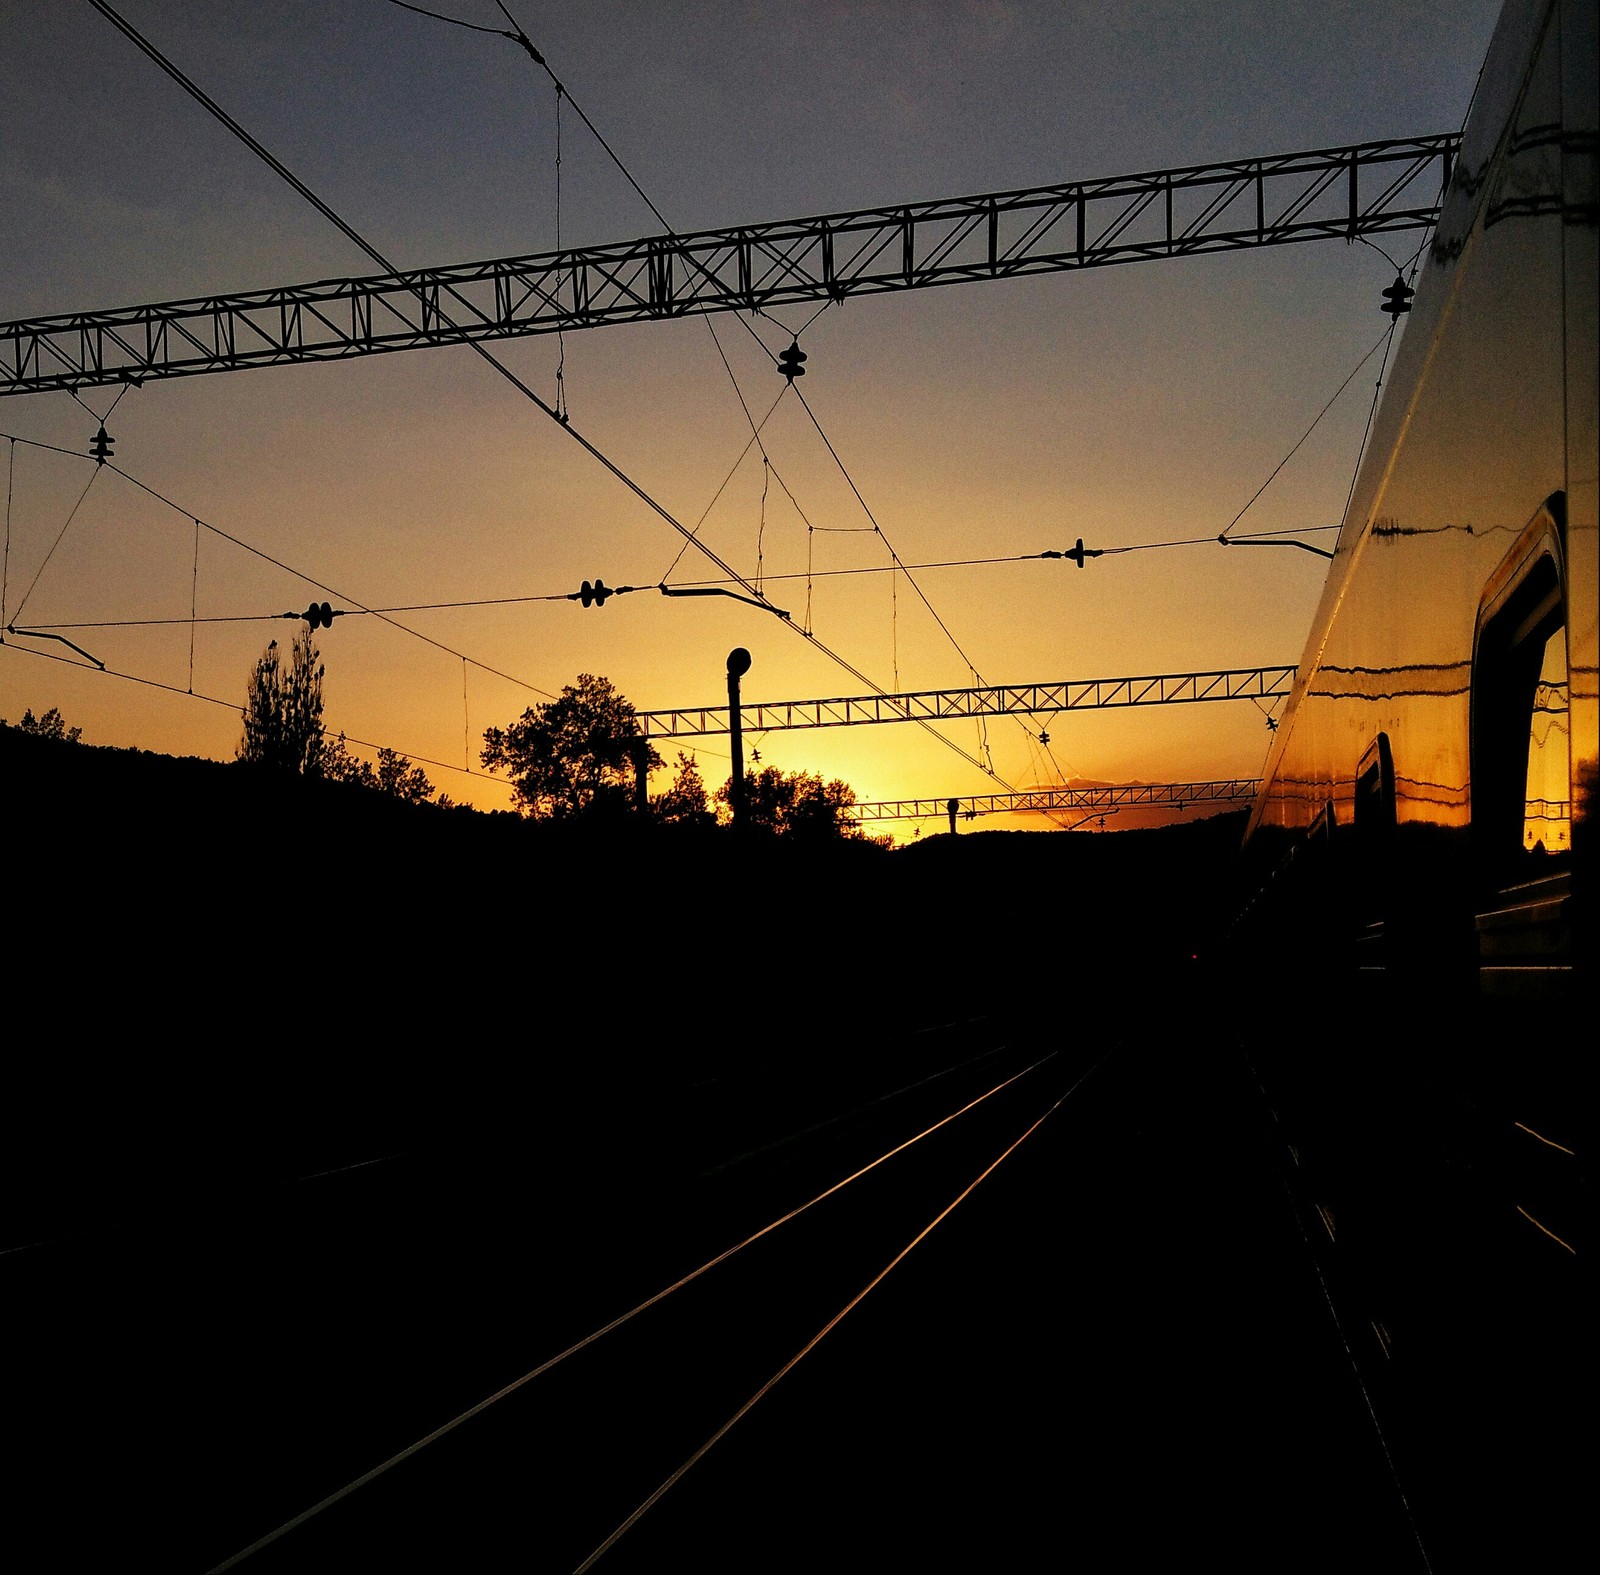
[718,765,866,839]
[10,707,82,743]
[481,673,661,819]
[651,750,715,827]
[323,732,445,805]
[237,629,325,774]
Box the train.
[1230,0,1591,1563]
[1240,0,1593,985]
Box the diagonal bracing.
[636,666,1295,738]
[854,779,1261,823]
[0,136,1456,395]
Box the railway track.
[7,1005,1435,1572]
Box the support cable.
[83,0,783,626]
[795,381,1048,783]
[0,635,506,790]
[7,467,100,626]
[87,1,997,789]
[0,429,557,697]
[1334,173,1441,541]
[187,518,199,692]
[1217,327,1390,542]
[1338,252,1421,535]
[2,436,14,632]
[4,518,1338,631]
[68,381,133,431]
[106,460,557,698]
[205,1052,1056,1572]
[656,381,787,584]
[386,0,508,39]
[554,78,568,422]
[405,0,1016,787]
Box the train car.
[1242,0,1594,987]
[1232,0,1591,1562]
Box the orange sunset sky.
[0,1,1503,837]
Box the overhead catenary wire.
[4,509,1337,631]
[0,421,1329,791]
[1333,169,1443,540]
[1217,326,1391,542]
[7,465,101,626]
[391,0,1022,788]
[0,635,508,791]
[1338,275,1416,534]
[2,436,14,630]
[82,0,782,617]
[86,2,1013,791]
[72,2,1367,807]
[385,0,510,40]
[111,454,558,700]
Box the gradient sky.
[0,0,1505,835]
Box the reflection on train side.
[1241,0,1594,998]
[1524,634,1571,853]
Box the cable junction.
[72,2,1015,793]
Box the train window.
[1354,733,1396,840]
[1353,733,1396,931]
[1522,634,1571,855]
[1472,497,1570,886]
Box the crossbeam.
[637,667,1295,738]
[855,779,1260,823]
[0,135,1456,396]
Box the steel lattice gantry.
[854,779,1261,823]
[635,666,1296,739]
[0,135,1457,395]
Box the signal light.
[1380,275,1414,319]
[89,425,114,464]
[778,340,807,382]
[580,578,613,608]
[303,602,336,629]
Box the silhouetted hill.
[4,728,1246,992]
[4,727,1250,1245]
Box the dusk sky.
[0,0,1504,833]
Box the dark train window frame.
[1355,732,1397,841]
[1470,493,1568,889]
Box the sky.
[0,0,1506,836]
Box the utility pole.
[727,648,751,829]
[631,736,650,815]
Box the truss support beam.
[0,136,1457,396]
[636,666,1295,739]
[855,779,1260,823]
